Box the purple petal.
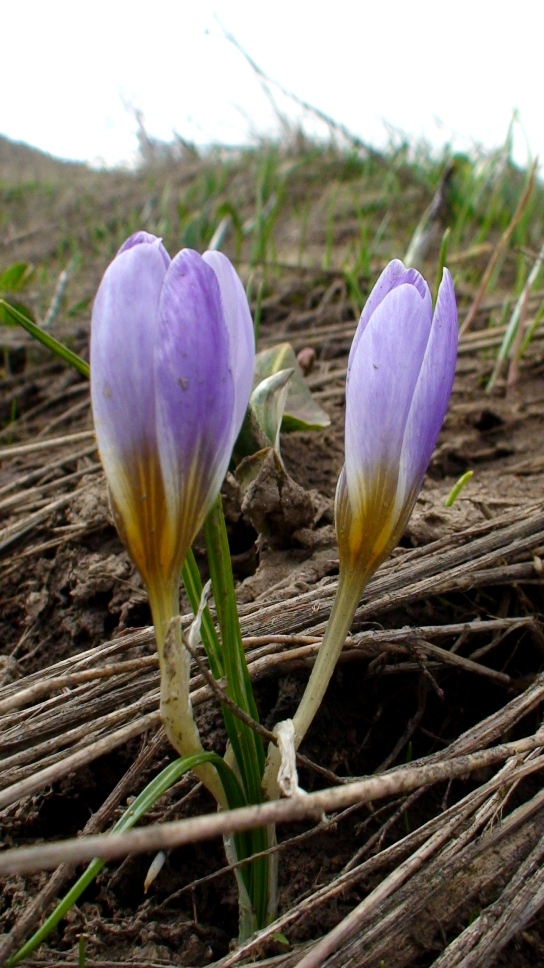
[202,250,255,439]
[347,260,431,389]
[154,249,235,543]
[395,268,458,512]
[91,240,170,583]
[344,282,433,516]
[91,240,167,482]
[117,231,171,270]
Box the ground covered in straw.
[0,132,544,967]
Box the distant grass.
[1,129,543,382]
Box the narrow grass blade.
[460,161,537,335]
[0,299,90,379]
[182,549,257,795]
[487,242,544,392]
[7,752,247,967]
[204,495,269,927]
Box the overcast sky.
[2,1,541,169]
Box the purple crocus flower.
[278,260,458,763]
[90,232,254,614]
[335,259,458,579]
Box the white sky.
[1,1,542,170]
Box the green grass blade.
[7,752,247,967]
[182,547,261,796]
[0,299,90,379]
[486,241,544,391]
[204,496,263,760]
[520,303,544,356]
[182,549,224,679]
[204,495,269,927]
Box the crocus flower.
[91,232,255,798]
[90,232,254,625]
[278,260,458,763]
[336,259,458,581]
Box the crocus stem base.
[263,570,364,801]
[149,585,227,809]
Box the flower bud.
[336,259,458,581]
[90,233,255,603]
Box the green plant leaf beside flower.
[234,341,330,461]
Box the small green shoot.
[444,470,473,507]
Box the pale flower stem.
[263,570,363,801]
[150,587,227,809]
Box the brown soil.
[0,136,544,968]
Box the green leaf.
[233,343,331,462]
[0,262,33,292]
[251,367,293,451]
[253,342,330,432]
